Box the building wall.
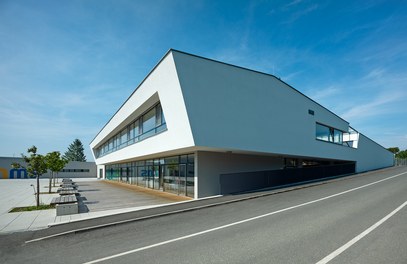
[172,51,393,173]
[196,151,284,198]
[0,157,96,179]
[90,52,195,165]
[351,134,394,172]
[90,50,394,199]
[62,161,97,178]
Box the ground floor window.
[105,153,195,198]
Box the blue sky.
[1,0,406,160]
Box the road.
[1,166,406,264]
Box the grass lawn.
[9,204,55,212]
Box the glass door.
[178,164,186,196]
[153,163,161,190]
[147,165,154,189]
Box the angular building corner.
[90,49,394,199]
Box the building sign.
[0,167,30,179]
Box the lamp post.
[34,170,40,207]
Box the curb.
[25,173,356,244]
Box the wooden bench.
[62,179,74,183]
[51,195,79,216]
[51,194,77,205]
[60,183,78,189]
[58,188,79,196]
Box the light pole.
[30,184,36,195]
[34,170,40,207]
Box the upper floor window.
[142,107,156,134]
[94,103,167,158]
[316,123,343,144]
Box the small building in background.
[0,157,96,179]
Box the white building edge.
[90,49,394,199]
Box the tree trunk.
[48,171,52,193]
[53,171,56,187]
[36,174,40,207]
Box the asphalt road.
[1,166,406,264]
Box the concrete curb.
[26,173,359,243]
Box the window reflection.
[95,103,167,158]
[105,153,195,198]
[316,123,343,144]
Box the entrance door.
[153,164,161,190]
[147,166,154,189]
[178,164,186,196]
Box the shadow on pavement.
[76,196,89,213]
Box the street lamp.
[30,184,36,195]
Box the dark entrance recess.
[219,162,356,194]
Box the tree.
[387,147,400,154]
[64,139,86,162]
[15,146,48,207]
[396,149,407,159]
[45,151,68,193]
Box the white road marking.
[316,201,407,264]
[83,171,407,264]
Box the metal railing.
[220,162,356,194]
[395,158,407,166]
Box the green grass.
[9,204,55,213]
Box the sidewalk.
[0,178,185,234]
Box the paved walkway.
[0,178,188,234]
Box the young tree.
[54,155,68,187]
[387,147,400,154]
[45,151,68,193]
[396,149,407,159]
[64,139,87,162]
[15,146,48,207]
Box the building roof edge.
[90,48,175,146]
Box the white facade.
[90,49,394,199]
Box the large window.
[105,153,195,198]
[120,128,128,147]
[95,103,167,158]
[316,123,343,144]
[140,107,156,140]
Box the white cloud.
[285,0,303,8]
[283,4,319,24]
[307,86,340,101]
[340,91,406,120]
[363,68,386,80]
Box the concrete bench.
[62,179,74,183]
[60,183,78,189]
[51,195,79,216]
[51,195,78,205]
[57,186,77,191]
[58,188,79,196]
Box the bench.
[62,179,74,183]
[51,195,79,216]
[51,194,77,205]
[60,183,78,189]
[58,188,79,196]
[58,186,77,191]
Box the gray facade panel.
[196,151,284,198]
